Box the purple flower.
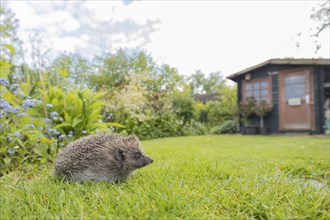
[46,104,53,108]
[7,149,15,155]
[68,131,73,138]
[11,107,20,114]
[22,98,41,108]
[59,134,66,140]
[48,128,60,136]
[0,78,9,86]
[43,118,51,123]
[50,111,59,117]
[2,107,12,114]
[82,130,87,134]
[0,99,11,109]
[19,92,25,98]
[14,131,21,138]
[22,100,34,108]
[27,124,35,129]
[54,129,60,135]
[10,84,19,90]
[18,112,28,117]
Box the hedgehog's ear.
[115,149,125,161]
[128,134,139,146]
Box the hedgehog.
[54,133,153,183]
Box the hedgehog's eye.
[134,153,141,159]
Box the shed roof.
[227,58,330,80]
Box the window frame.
[242,76,272,103]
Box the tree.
[145,64,183,95]
[253,100,273,128]
[0,3,21,62]
[90,49,156,92]
[189,70,225,94]
[311,0,330,38]
[47,53,91,89]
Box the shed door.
[279,68,315,130]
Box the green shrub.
[0,79,121,175]
[210,119,238,134]
[180,120,208,136]
[38,86,122,139]
[0,79,57,175]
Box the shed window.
[243,77,271,103]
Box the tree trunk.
[260,117,264,128]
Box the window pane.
[253,82,260,90]
[285,83,305,99]
[261,89,268,96]
[285,75,305,85]
[246,83,252,90]
[246,91,253,97]
[253,90,260,98]
[261,81,268,89]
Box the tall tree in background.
[90,49,156,92]
[189,70,226,94]
[310,0,330,53]
[311,0,330,38]
[0,2,21,61]
[47,53,91,89]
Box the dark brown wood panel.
[278,68,315,131]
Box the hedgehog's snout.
[146,156,153,164]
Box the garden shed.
[227,58,330,134]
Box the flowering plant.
[0,78,58,174]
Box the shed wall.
[237,64,327,134]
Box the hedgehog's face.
[115,149,153,171]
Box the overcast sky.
[8,0,330,77]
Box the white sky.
[8,0,330,77]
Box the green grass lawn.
[1,135,329,219]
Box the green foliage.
[0,78,57,175]
[47,53,91,89]
[38,86,120,139]
[1,135,329,219]
[189,70,225,94]
[210,119,238,134]
[191,85,237,128]
[0,42,120,175]
[90,49,156,92]
[0,3,22,61]
[1,6,245,169]
[146,64,183,95]
[254,100,273,128]
[172,94,195,124]
[254,100,273,118]
[240,97,256,126]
